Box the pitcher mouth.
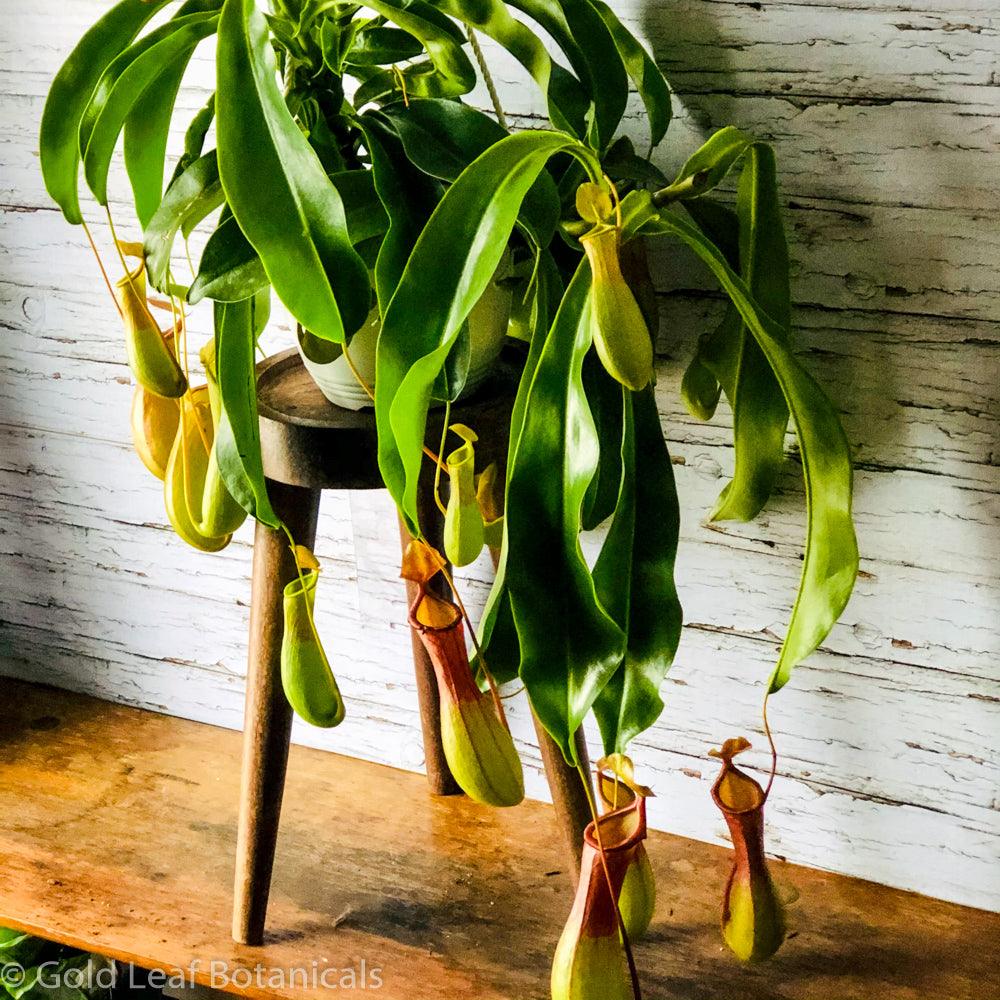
[710,738,768,816]
[583,796,647,855]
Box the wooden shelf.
[0,680,994,1000]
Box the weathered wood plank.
[3,681,998,999]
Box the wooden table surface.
[0,679,995,1000]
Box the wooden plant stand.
[233,349,592,946]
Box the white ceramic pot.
[297,252,513,411]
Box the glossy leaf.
[435,0,588,136]
[375,129,593,530]
[358,113,442,313]
[189,210,267,304]
[507,0,627,150]
[82,12,221,208]
[345,25,424,64]
[639,199,858,691]
[144,150,224,291]
[590,0,671,148]
[592,388,682,754]
[665,126,752,199]
[474,250,563,685]
[40,0,171,224]
[360,0,476,98]
[580,353,624,531]
[124,61,187,227]
[377,99,560,248]
[216,0,369,342]
[712,143,791,522]
[504,264,624,760]
[168,92,215,187]
[213,299,280,527]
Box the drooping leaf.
[581,352,624,530]
[590,0,671,148]
[712,143,791,522]
[639,198,858,691]
[435,0,588,136]
[124,57,189,229]
[359,0,477,98]
[216,0,369,342]
[168,92,215,187]
[474,250,563,685]
[144,150,224,291]
[377,99,560,247]
[40,0,172,223]
[507,0,627,150]
[189,210,267,304]
[504,264,624,760]
[213,298,280,527]
[375,129,595,530]
[81,11,221,209]
[357,113,442,313]
[345,25,424,65]
[661,126,752,200]
[592,388,682,754]
[123,1,224,225]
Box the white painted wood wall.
[1,0,997,911]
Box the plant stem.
[466,26,507,130]
[762,690,778,800]
[81,219,123,320]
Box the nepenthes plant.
[40,0,859,995]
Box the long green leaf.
[505,265,624,760]
[475,249,563,684]
[217,0,369,342]
[639,199,858,691]
[376,99,560,247]
[375,129,592,529]
[592,387,681,753]
[190,171,387,304]
[357,113,442,313]
[712,143,791,522]
[40,0,172,223]
[190,211,267,304]
[214,299,279,528]
[124,57,189,228]
[82,12,221,208]
[435,0,588,136]
[507,0,627,149]
[122,0,224,226]
[590,0,671,148]
[362,0,476,98]
[580,353,624,530]
[144,151,224,291]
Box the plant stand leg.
[534,718,592,878]
[233,481,322,945]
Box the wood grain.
[2,681,998,1000]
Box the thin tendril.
[81,219,123,319]
[762,690,778,800]
[439,562,507,723]
[466,26,507,129]
[433,403,450,518]
[574,759,643,1000]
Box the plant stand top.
[1,680,995,1000]
[255,348,517,490]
